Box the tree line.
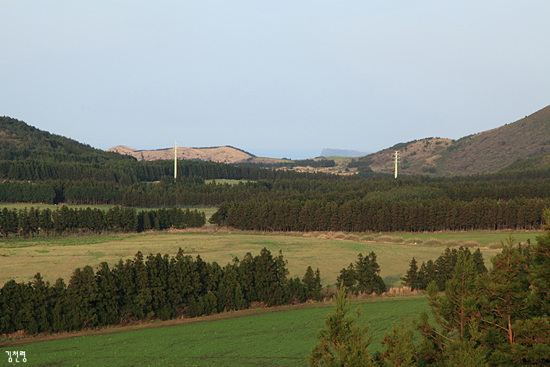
[210,197,549,232]
[400,246,488,291]
[0,206,205,238]
[0,248,323,335]
[336,252,386,296]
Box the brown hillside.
[435,105,550,175]
[358,104,550,176]
[107,145,253,164]
[366,138,453,175]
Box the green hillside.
[0,116,133,163]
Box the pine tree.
[95,262,119,325]
[400,258,420,290]
[308,285,375,367]
[66,266,99,330]
[380,318,418,367]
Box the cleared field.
[0,296,429,367]
[0,203,113,211]
[0,229,533,287]
[205,179,255,185]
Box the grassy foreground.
[0,229,536,287]
[0,296,429,367]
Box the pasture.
[0,228,536,287]
[0,295,429,366]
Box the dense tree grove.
[0,206,205,238]
[210,197,549,232]
[0,248,323,335]
[401,246,487,291]
[413,233,550,366]
[336,253,386,295]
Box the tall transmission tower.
[174,141,177,182]
[392,150,401,178]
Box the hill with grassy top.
[108,145,254,164]
[354,104,550,176]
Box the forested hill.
[0,116,328,205]
[0,116,133,163]
[354,104,550,176]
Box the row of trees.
[0,206,205,238]
[336,253,386,295]
[5,161,550,209]
[400,246,488,291]
[0,181,55,204]
[211,197,549,232]
[0,157,316,185]
[0,248,323,335]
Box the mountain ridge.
[356,104,550,176]
[107,145,254,164]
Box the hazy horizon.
[2,1,549,158]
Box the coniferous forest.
[3,115,550,234]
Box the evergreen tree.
[95,262,119,325]
[379,318,418,367]
[400,258,420,290]
[308,285,375,367]
[66,266,99,330]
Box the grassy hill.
[354,104,550,176]
[108,145,255,164]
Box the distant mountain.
[320,148,368,157]
[353,104,550,176]
[108,145,254,164]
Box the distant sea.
[250,148,322,160]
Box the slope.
[107,145,254,164]
[355,104,550,176]
[0,116,132,163]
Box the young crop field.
[0,228,535,287]
[0,296,429,367]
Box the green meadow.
[0,296,428,367]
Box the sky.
[1,1,550,159]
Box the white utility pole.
[174,141,177,182]
[392,150,400,178]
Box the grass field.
[0,295,429,367]
[0,228,535,287]
[205,179,255,185]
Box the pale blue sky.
[1,1,549,159]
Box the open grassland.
[0,296,429,367]
[0,229,535,287]
[0,203,113,212]
[205,179,255,185]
